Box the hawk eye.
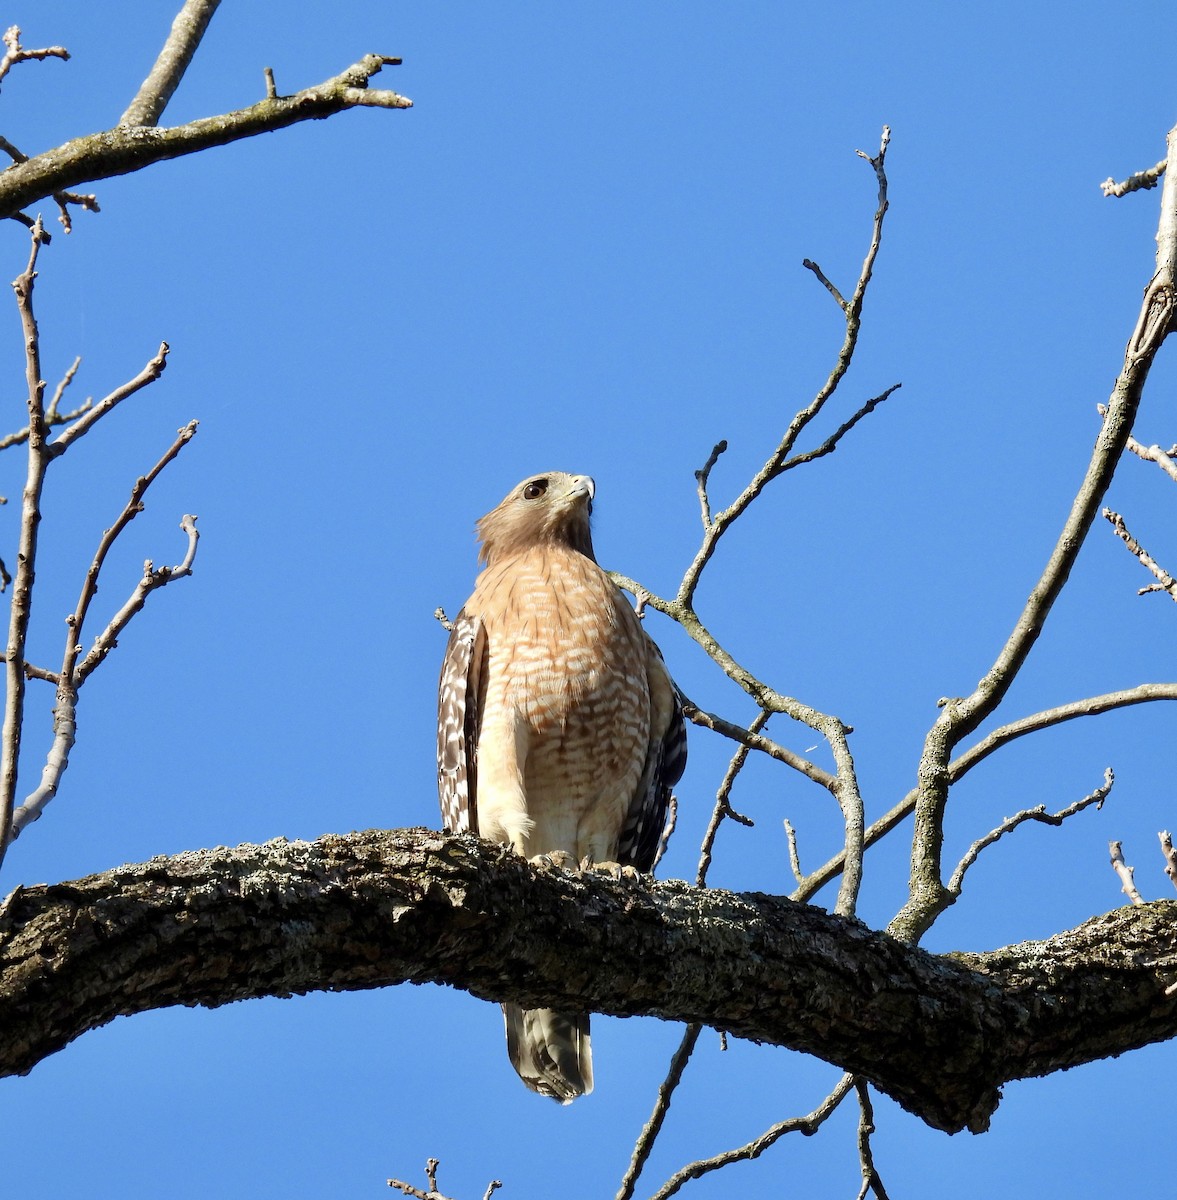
[522,479,549,500]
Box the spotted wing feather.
[437,609,486,835]
[618,683,687,873]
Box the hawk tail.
[502,1003,593,1103]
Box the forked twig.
[1104,507,1177,599]
[9,424,200,843]
[0,219,53,872]
[0,25,68,87]
[947,770,1113,897]
[646,1074,855,1200]
[892,122,1177,943]
[797,684,1177,903]
[696,711,765,886]
[388,1158,501,1200]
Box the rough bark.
[1,827,1173,1134]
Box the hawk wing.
[437,609,486,836]
[617,648,688,873]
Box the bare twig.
[121,0,224,127]
[0,359,91,452]
[1102,159,1167,198]
[676,692,835,789]
[74,512,200,687]
[1110,840,1145,905]
[696,712,765,887]
[891,121,1177,944]
[434,607,455,633]
[1159,831,1177,890]
[854,1079,891,1200]
[387,1158,499,1200]
[1123,429,1177,484]
[52,190,100,235]
[0,220,53,873]
[1104,507,1177,599]
[66,422,200,684]
[694,440,727,528]
[647,1075,855,1200]
[784,817,804,884]
[45,356,83,423]
[614,1024,702,1200]
[0,25,69,88]
[616,134,891,920]
[946,770,1113,897]
[802,257,848,310]
[50,344,170,454]
[776,383,902,472]
[678,127,892,609]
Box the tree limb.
[2,828,1176,1136]
[0,55,411,222]
[121,0,224,128]
[893,122,1177,941]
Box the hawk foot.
[528,850,576,871]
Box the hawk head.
[476,472,596,565]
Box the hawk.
[437,471,687,1102]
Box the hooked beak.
[566,475,595,512]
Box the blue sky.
[3,3,1177,1197]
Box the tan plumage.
[437,471,686,1102]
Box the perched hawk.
[437,471,687,1102]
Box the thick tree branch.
[0,55,411,222]
[121,0,223,128]
[2,829,1176,1136]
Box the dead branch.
[677,127,893,610]
[611,132,898,922]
